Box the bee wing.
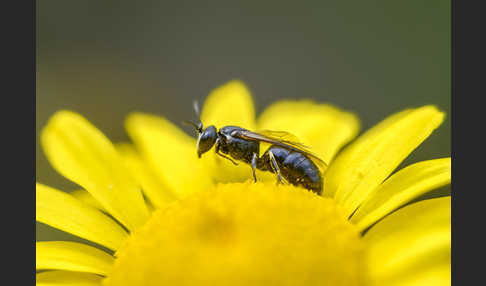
[234,129,328,170]
[257,130,311,149]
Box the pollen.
[103,182,368,286]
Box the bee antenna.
[182,120,203,133]
[183,100,204,134]
[192,100,201,119]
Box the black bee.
[184,102,327,194]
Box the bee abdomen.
[259,146,322,194]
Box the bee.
[184,101,327,194]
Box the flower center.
[103,182,368,286]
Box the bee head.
[183,100,217,158]
[196,125,217,158]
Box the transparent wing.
[234,129,328,170]
[257,130,311,149]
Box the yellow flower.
[36,80,451,286]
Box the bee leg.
[215,143,239,165]
[268,150,283,184]
[216,151,239,165]
[251,153,258,182]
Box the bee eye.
[197,125,217,157]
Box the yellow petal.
[116,143,176,208]
[40,111,149,230]
[351,158,451,231]
[36,271,102,286]
[36,241,114,275]
[70,190,105,212]
[364,197,450,284]
[323,105,445,217]
[257,100,360,164]
[323,108,413,198]
[200,80,256,130]
[378,264,450,286]
[125,112,213,197]
[36,183,128,251]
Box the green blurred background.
[36,1,450,242]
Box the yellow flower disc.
[104,182,367,286]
